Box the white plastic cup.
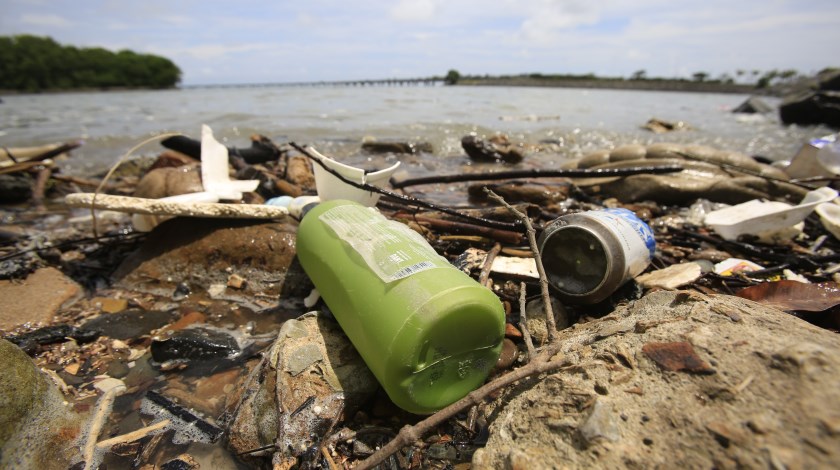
[307,147,400,207]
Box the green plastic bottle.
[296,199,505,414]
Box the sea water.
[0,85,833,178]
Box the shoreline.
[2,79,764,96]
[457,77,762,94]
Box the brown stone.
[642,341,715,374]
[91,296,129,313]
[112,218,307,300]
[132,165,203,199]
[0,267,82,330]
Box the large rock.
[585,160,807,205]
[779,90,840,128]
[572,143,808,205]
[112,218,309,304]
[472,291,840,469]
[227,312,378,467]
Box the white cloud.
[160,43,273,60]
[390,0,439,21]
[20,13,72,27]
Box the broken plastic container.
[815,202,840,240]
[306,147,400,207]
[704,187,838,241]
[296,199,505,414]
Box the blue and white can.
[537,208,655,304]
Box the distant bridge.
[186,77,445,89]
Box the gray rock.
[227,312,378,466]
[461,134,526,164]
[473,291,840,469]
[732,96,774,114]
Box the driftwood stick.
[289,142,524,233]
[479,243,502,287]
[354,352,569,470]
[519,282,536,359]
[485,189,557,341]
[390,165,684,189]
[82,385,125,469]
[32,166,52,209]
[410,215,523,245]
[95,419,171,450]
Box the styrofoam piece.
[131,191,220,231]
[704,187,838,240]
[201,124,259,200]
[490,256,539,279]
[64,193,289,232]
[306,146,400,207]
[815,202,840,241]
[714,258,764,276]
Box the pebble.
[579,399,620,445]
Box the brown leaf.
[736,280,840,313]
[642,341,715,374]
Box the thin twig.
[479,243,502,287]
[390,165,684,189]
[485,188,557,341]
[354,351,568,470]
[288,142,524,233]
[519,282,536,359]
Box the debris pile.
[2,126,840,468]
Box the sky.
[2,0,838,86]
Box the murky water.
[1,85,834,177]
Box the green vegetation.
[0,35,182,92]
[444,69,461,85]
[441,67,829,94]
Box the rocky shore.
[1,132,839,469]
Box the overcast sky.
[2,0,838,86]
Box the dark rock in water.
[151,326,240,362]
[82,309,176,340]
[6,324,101,355]
[161,454,200,470]
[461,134,526,164]
[0,174,33,204]
[779,90,840,128]
[732,96,774,114]
[779,68,840,128]
[642,118,689,133]
[361,139,433,154]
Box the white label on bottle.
[319,205,451,282]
